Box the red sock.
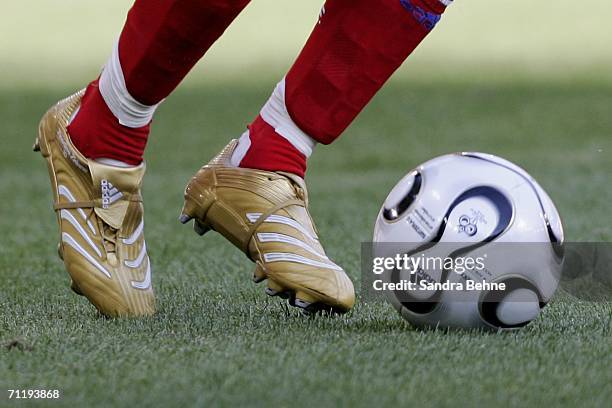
[67,80,149,165]
[118,0,251,105]
[68,0,250,164]
[239,115,307,177]
[239,0,448,176]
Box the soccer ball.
[373,152,564,330]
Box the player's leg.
[68,0,251,165]
[238,0,449,176]
[181,0,451,313]
[34,0,250,317]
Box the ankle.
[236,115,308,178]
[67,80,149,165]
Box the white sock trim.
[95,158,135,168]
[98,41,160,128]
[439,0,453,6]
[259,77,316,158]
[230,130,252,167]
[68,106,80,125]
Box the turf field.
[1,1,611,407]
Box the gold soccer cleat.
[34,90,155,317]
[180,140,355,314]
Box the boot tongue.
[275,171,320,238]
[277,171,309,205]
[88,160,146,230]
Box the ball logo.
[457,208,488,237]
[458,214,478,236]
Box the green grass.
[1,79,611,407]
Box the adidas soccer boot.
[33,90,155,317]
[180,140,355,314]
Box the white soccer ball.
[373,153,564,330]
